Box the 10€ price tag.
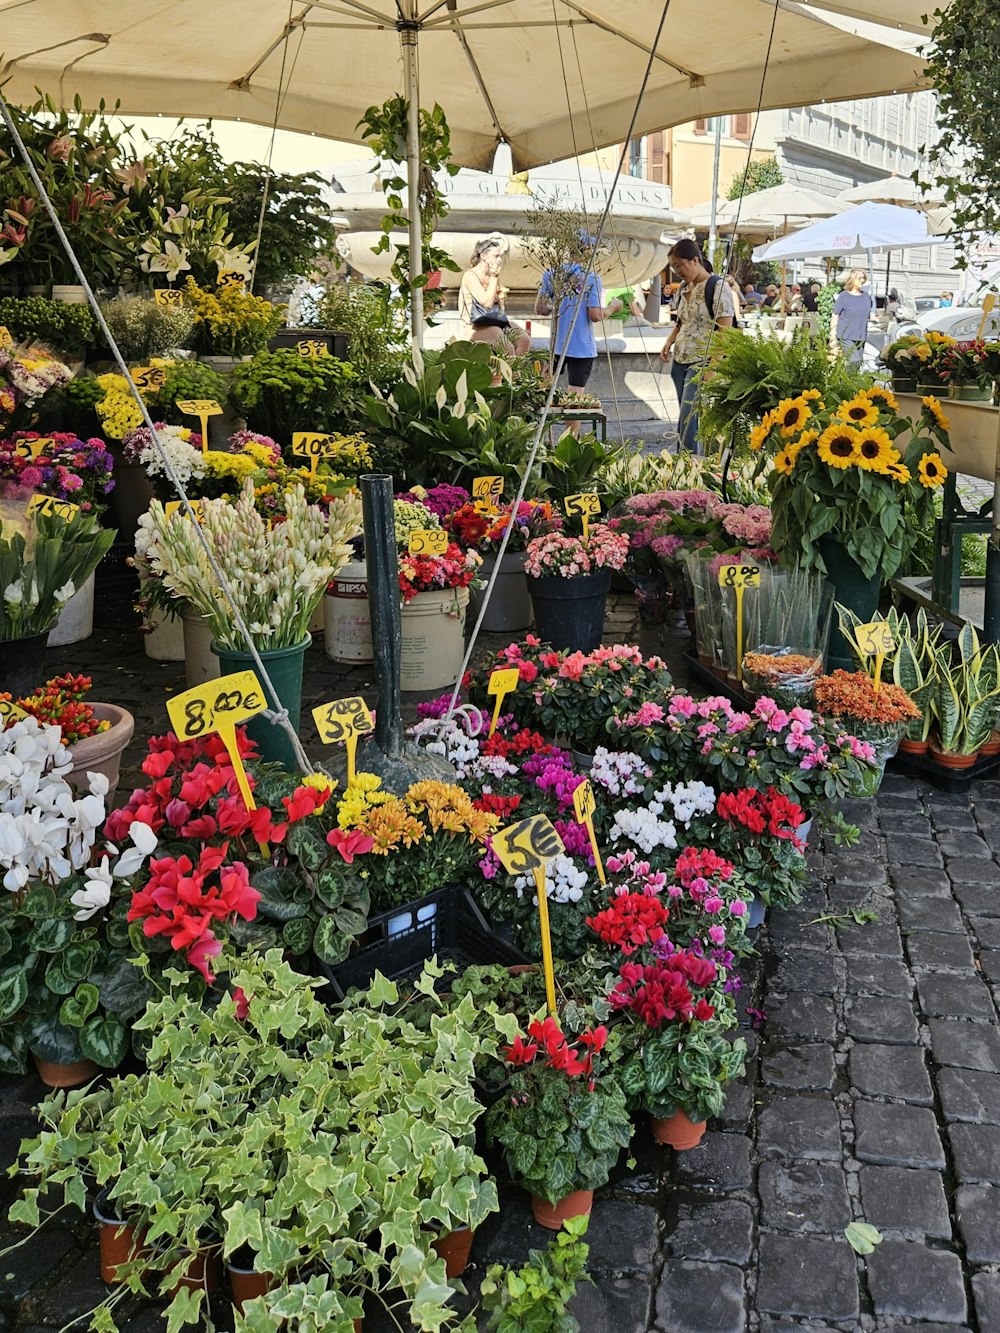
[408,528,448,556]
[15,437,52,461]
[572,778,606,885]
[291,432,337,478]
[856,620,896,694]
[312,696,374,785]
[27,494,79,521]
[487,665,520,738]
[472,475,503,512]
[176,399,224,456]
[492,813,565,1014]
[166,671,268,853]
[0,698,27,725]
[154,289,184,307]
[564,491,601,541]
[164,498,205,523]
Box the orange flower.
[813,670,920,726]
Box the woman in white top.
[458,234,530,354]
[659,240,735,454]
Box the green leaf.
[164,1282,204,1333]
[313,914,350,964]
[286,822,329,872]
[79,1014,128,1069]
[281,916,314,954]
[99,959,155,1017]
[27,917,75,953]
[251,866,309,920]
[845,1222,883,1254]
[0,1024,27,1074]
[26,1013,83,1065]
[60,983,100,1028]
[0,964,28,1022]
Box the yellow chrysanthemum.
[301,771,336,815]
[336,772,394,829]
[921,396,951,432]
[866,385,898,411]
[836,394,879,428]
[774,396,812,437]
[917,452,947,489]
[911,343,932,362]
[926,330,955,346]
[854,427,897,473]
[774,447,797,475]
[816,424,861,469]
[884,461,911,484]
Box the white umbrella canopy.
[752,201,935,261]
[716,184,847,223]
[837,173,945,208]
[0,0,935,172]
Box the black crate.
[315,885,528,1000]
[888,747,1000,793]
[267,327,350,360]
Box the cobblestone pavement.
[3,584,1000,1331]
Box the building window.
[628,138,643,177]
[732,113,752,141]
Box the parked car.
[893,285,1000,341]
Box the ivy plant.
[480,1215,592,1333]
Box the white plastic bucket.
[399,587,468,692]
[48,572,95,646]
[137,563,184,661]
[183,613,221,687]
[324,559,374,664]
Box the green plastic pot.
[818,538,881,673]
[211,636,310,771]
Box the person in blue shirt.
[534,232,622,406]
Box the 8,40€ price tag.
[487,665,519,738]
[492,814,565,1015]
[312,696,374,785]
[408,529,449,556]
[717,563,761,682]
[572,778,606,885]
[166,671,268,854]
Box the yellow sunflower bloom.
[854,427,897,473]
[774,447,797,475]
[866,385,898,411]
[917,452,947,489]
[884,461,911,484]
[921,396,951,432]
[816,424,861,469]
[774,396,812,437]
[748,418,773,452]
[836,394,880,428]
[801,388,823,401]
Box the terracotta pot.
[94,1191,147,1284]
[431,1226,475,1278]
[169,1246,222,1297]
[898,736,930,757]
[928,742,979,770]
[32,1054,100,1088]
[979,731,1000,757]
[228,1258,274,1313]
[530,1188,593,1230]
[66,704,135,797]
[649,1108,707,1150]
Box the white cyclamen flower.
[71,859,113,921]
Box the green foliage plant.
[229,348,360,448]
[540,430,631,509]
[304,280,409,386]
[619,1019,747,1124]
[480,1215,592,1333]
[0,296,97,358]
[835,605,942,742]
[929,621,1000,755]
[97,294,194,362]
[147,359,229,425]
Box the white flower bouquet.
[0,505,116,640]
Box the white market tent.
[751,201,936,261]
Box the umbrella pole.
[400,23,425,347]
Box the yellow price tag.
[154,289,184,307]
[408,529,448,556]
[0,325,13,348]
[564,491,601,541]
[0,698,28,725]
[312,696,374,785]
[27,494,79,521]
[164,498,205,523]
[856,620,896,656]
[133,365,167,393]
[487,665,520,738]
[166,671,268,854]
[572,778,606,886]
[492,814,565,1016]
[291,432,337,479]
[15,436,53,461]
[717,563,761,589]
[217,270,246,290]
[297,339,331,359]
[176,399,224,457]
[472,475,503,512]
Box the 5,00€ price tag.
[408,529,449,556]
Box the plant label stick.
[492,814,565,1014]
[291,432,337,479]
[408,529,449,556]
[487,666,520,738]
[164,498,205,523]
[176,398,224,457]
[856,620,895,695]
[0,698,27,724]
[166,671,268,855]
[977,293,997,342]
[564,492,601,542]
[572,778,606,885]
[154,289,184,307]
[472,475,503,513]
[718,564,761,680]
[27,494,79,520]
[312,696,374,785]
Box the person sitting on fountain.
[458,233,531,354]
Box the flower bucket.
[945,383,992,400]
[898,736,930,757]
[324,559,374,664]
[183,613,221,688]
[94,1189,147,1284]
[51,284,87,304]
[980,731,1000,758]
[0,631,50,698]
[32,1054,99,1088]
[48,572,95,646]
[530,1188,593,1230]
[136,558,184,661]
[891,375,917,394]
[746,894,767,930]
[66,703,135,797]
[399,587,469,692]
[470,550,532,633]
[526,569,611,653]
[107,444,154,545]
[649,1109,706,1150]
[817,538,881,673]
[212,636,310,771]
[431,1227,475,1278]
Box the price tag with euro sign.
[297,339,331,359]
[717,563,761,590]
[408,528,449,556]
[15,437,52,461]
[572,778,606,885]
[856,620,896,695]
[217,270,246,291]
[154,289,184,307]
[312,696,374,785]
[0,698,27,725]
[164,498,205,523]
[492,814,565,1014]
[472,475,504,512]
[132,365,167,393]
[166,671,268,852]
[291,432,338,478]
[27,494,79,521]
[487,665,520,738]
[176,399,224,456]
[0,325,13,347]
[564,491,601,540]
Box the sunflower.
[921,395,951,432]
[774,447,797,475]
[801,388,823,401]
[854,427,897,473]
[917,452,947,488]
[774,396,812,437]
[866,385,898,411]
[792,429,819,455]
[836,394,880,428]
[748,416,774,452]
[816,423,861,469]
[884,461,911,484]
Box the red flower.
[326,828,375,863]
[282,783,331,823]
[586,891,669,955]
[504,1035,540,1065]
[187,934,223,983]
[231,986,249,1020]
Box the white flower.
[71,860,113,920]
[53,581,76,605]
[3,581,22,606]
[609,807,678,853]
[110,821,157,878]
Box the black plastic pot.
[525,569,611,652]
[0,630,50,697]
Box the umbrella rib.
[554,0,704,81]
[422,0,517,21]
[435,0,508,142]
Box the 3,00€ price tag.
[312,696,374,784]
[492,813,565,1013]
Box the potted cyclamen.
[485,1016,631,1228]
[448,498,557,633]
[524,524,630,653]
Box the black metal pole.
[361,473,404,758]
